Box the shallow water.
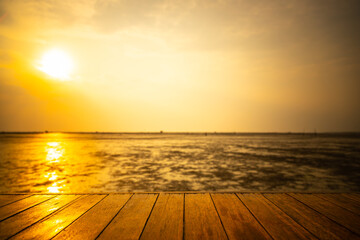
[0,133,359,193]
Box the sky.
[0,0,359,132]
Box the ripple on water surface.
[0,133,359,193]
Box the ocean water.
[0,133,359,193]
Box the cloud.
[1,0,360,131]
[88,0,360,47]
[3,0,360,53]
[92,0,163,33]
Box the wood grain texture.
[53,194,132,240]
[315,194,360,215]
[0,195,79,240]
[264,193,359,240]
[0,195,31,208]
[289,193,360,235]
[140,193,183,240]
[211,193,271,240]
[342,193,360,203]
[11,195,105,240]
[185,193,227,240]
[238,193,316,240]
[0,195,54,221]
[98,194,158,240]
[2,193,360,240]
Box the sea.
[0,133,359,193]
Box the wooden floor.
[0,193,359,239]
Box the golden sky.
[0,0,359,132]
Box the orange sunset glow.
[0,0,359,132]
[1,2,360,239]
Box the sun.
[38,49,74,80]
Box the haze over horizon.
[1,0,359,132]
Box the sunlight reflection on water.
[44,140,64,192]
[0,133,359,193]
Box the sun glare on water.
[38,49,74,80]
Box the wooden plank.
[341,194,360,204]
[185,193,227,240]
[11,195,105,240]
[52,194,132,240]
[315,194,360,215]
[211,193,271,240]
[0,195,31,208]
[0,195,54,221]
[140,193,183,240]
[264,193,359,240]
[237,193,316,240]
[98,194,158,240]
[289,193,360,235]
[0,195,79,240]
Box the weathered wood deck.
[0,193,359,239]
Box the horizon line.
[1,131,360,134]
